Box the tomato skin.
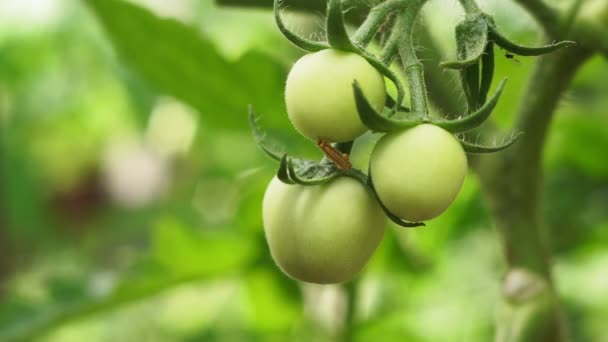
[370,124,468,222]
[285,49,386,143]
[263,176,386,284]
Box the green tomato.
[370,124,467,222]
[263,176,386,284]
[285,49,386,143]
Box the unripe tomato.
[285,49,386,143]
[370,124,467,222]
[263,176,386,284]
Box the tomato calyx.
[440,13,575,71]
[250,107,423,228]
[439,12,574,115]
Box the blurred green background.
[0,0,607,341]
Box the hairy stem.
[458,0,480,14]
[397,0,429,116]
[352,0,405,48]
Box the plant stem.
[397,0,430,116]
[352,0,406,48]
[458,0,480,14]
[476,46,591,341]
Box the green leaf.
[433,78,507,133]
[245,268,302,332]
[274,0,328,52]
[152,217,259,276]
[87,0,284,129]
[0,217,259,341]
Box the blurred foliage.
[0,0,606,341]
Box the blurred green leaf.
[153,216,259,276]
[0,127,49,239]
[0,217,259,341]
[86,0,286,130]
[245,268,302,332]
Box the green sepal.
[274,0,328,52]
[353,82,423,133]
[277,154,341,186]
[363,54,405,112]
[462,61,480,111]
[386,94,410,113]
[458,132,523,153]
[479,41,495,105]
[433,78,507,133]
[248,106,285,161]
[440,14,489,69]
[348,169,425,228]
[326,0,358,52]
[286,157,340,185]
[488,25,576,56]
[277,155,295,184]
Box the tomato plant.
[285,49,386,143]
[246,0,577,294]
[263,176,386,284]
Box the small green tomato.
[285,49,386,143]
[262,176,386,284]
[370,124,468,222]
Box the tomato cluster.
[261,49,467,284]
[253,0,569,284]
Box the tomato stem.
[458,0,480,14]
[396,1,430,118]
[352,0,406,48]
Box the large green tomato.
[285,49,386,143]
[263,176,386,284]
[370,124,468,222]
